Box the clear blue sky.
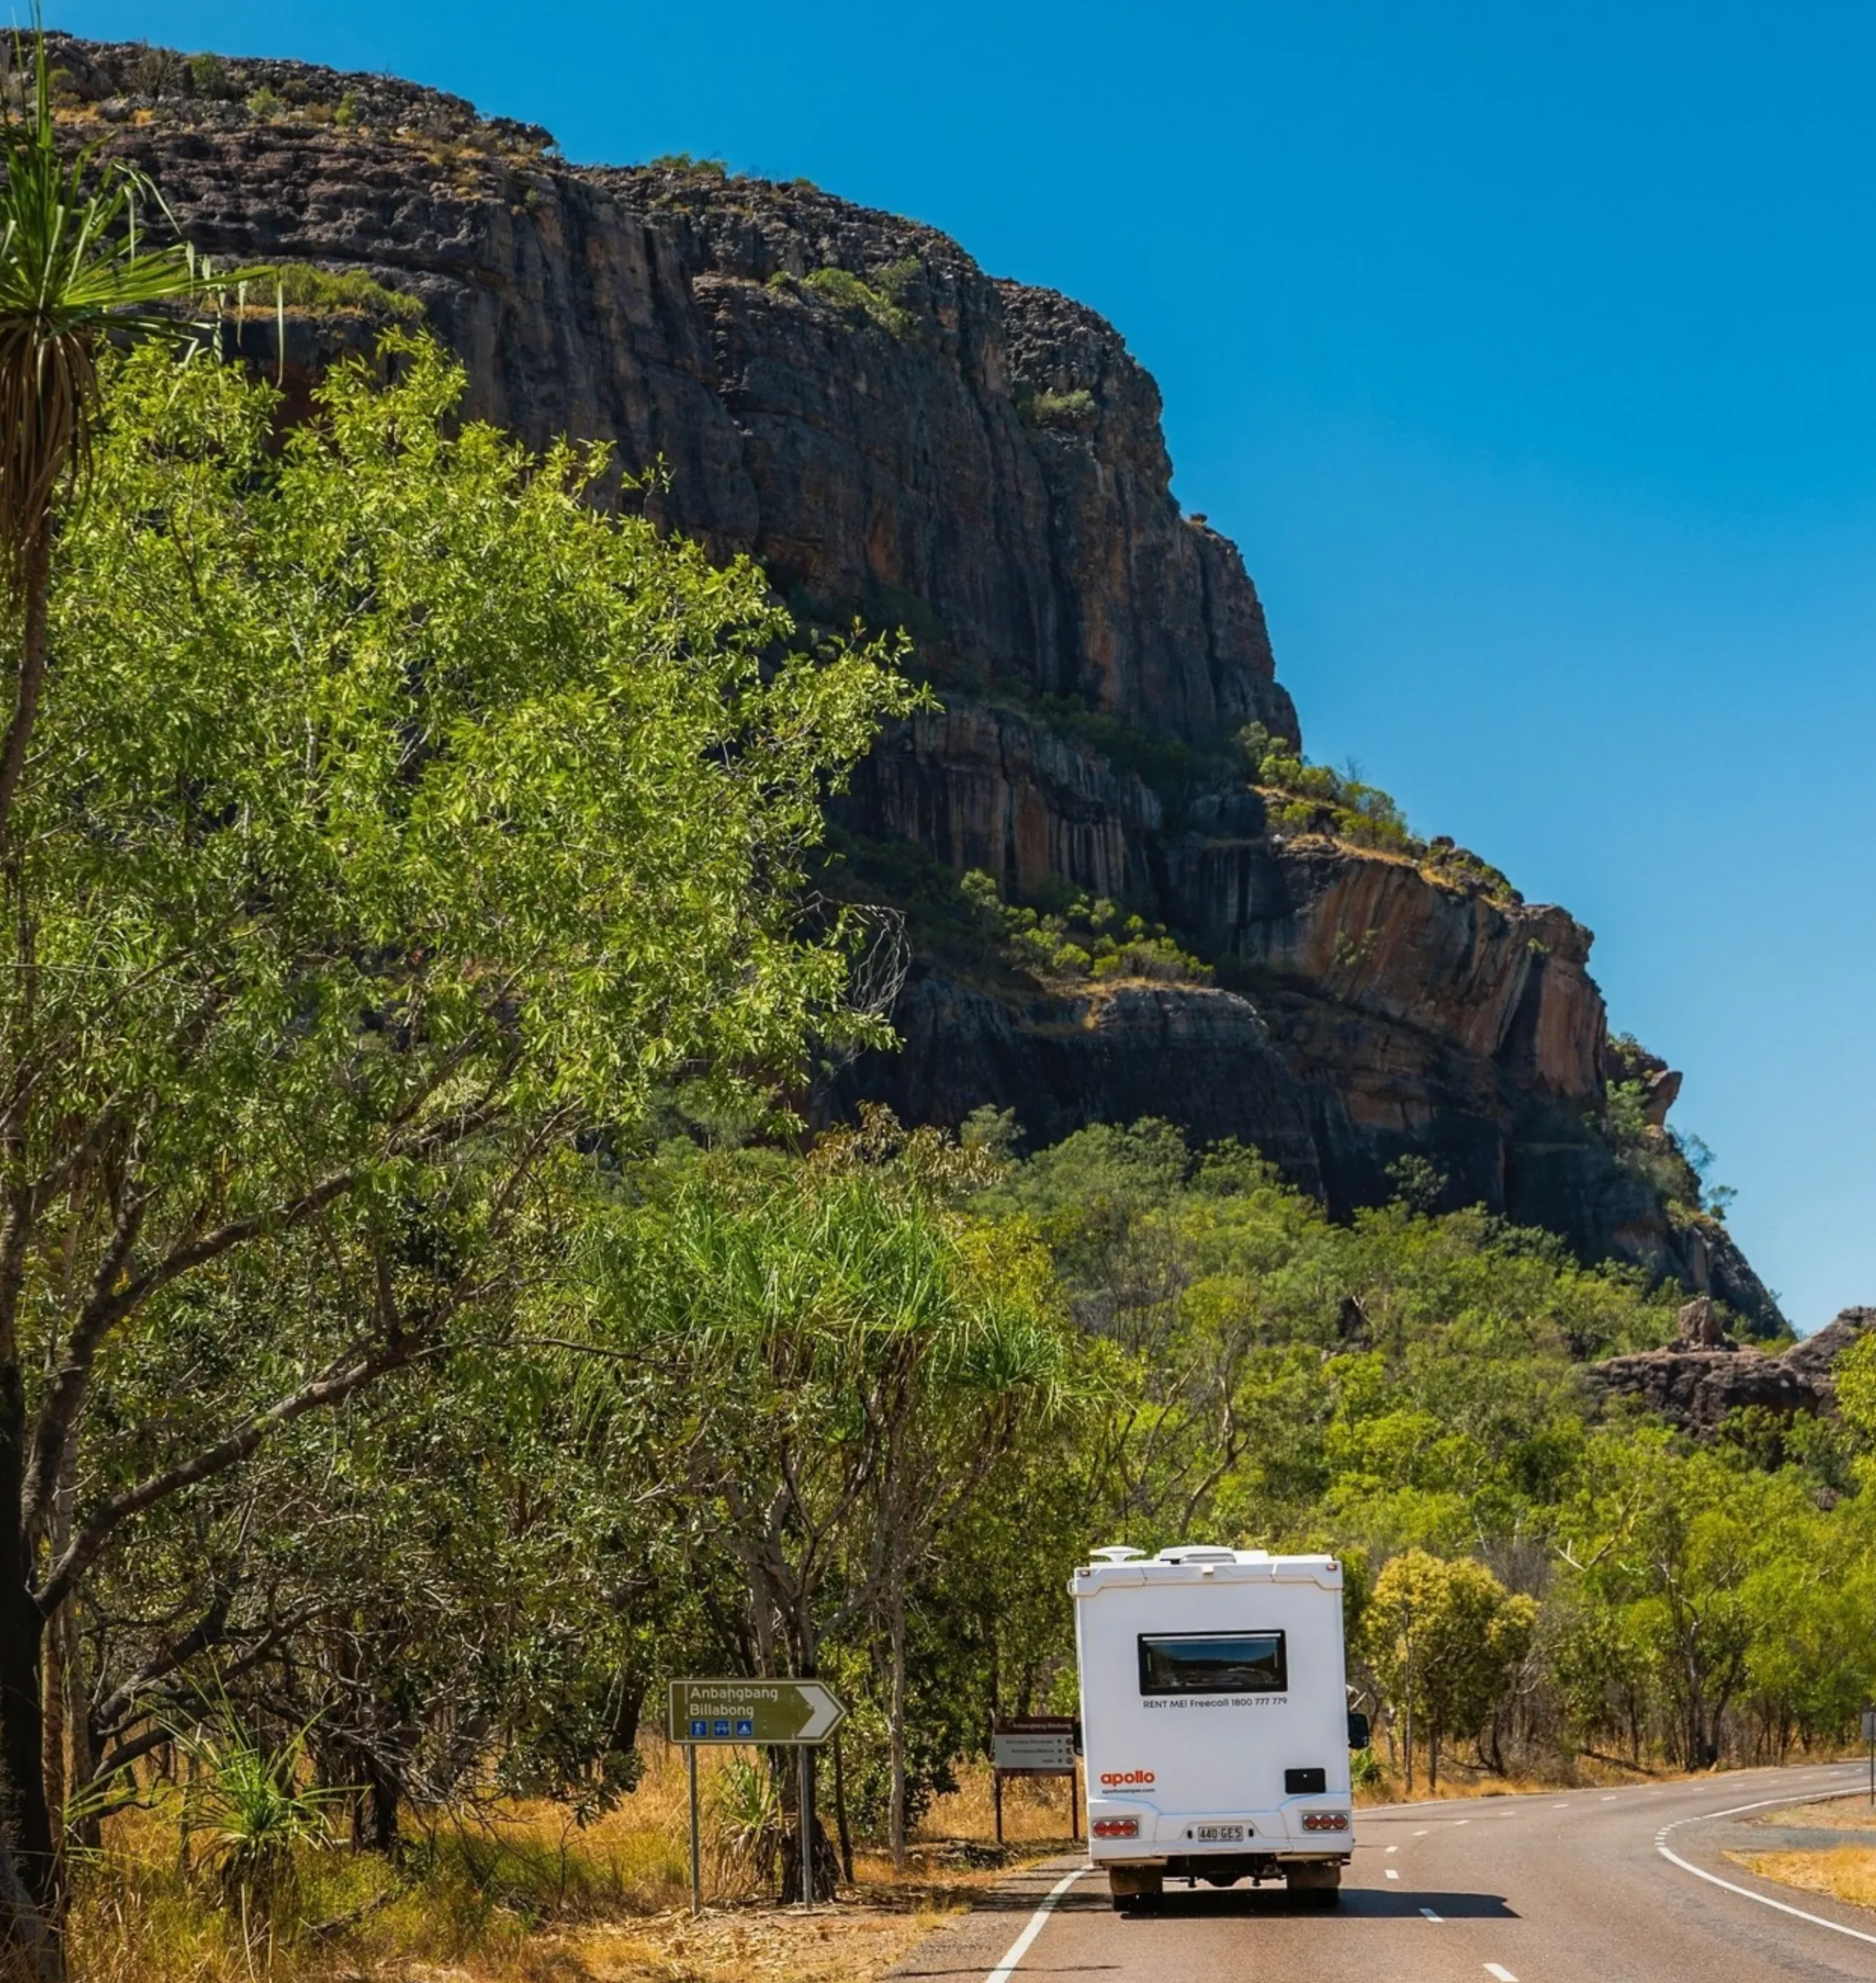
[53,0,1876,1330]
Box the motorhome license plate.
[1193,1823,1245,1842]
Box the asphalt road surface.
[892,1762,1876,1983]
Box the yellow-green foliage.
[959,868,1211,986]
[1026,387,1098,428]
[226,262,423,321]
[800,264,915,339]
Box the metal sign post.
[991,1716,1081,1844]
[668,1679,849,1913]
[687,1742,702,1916]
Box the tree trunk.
[0,1363,58,1976]
[39,1438,78,1904]
[831,1731,854,1886]
[0,524,50,857]
[60,1611,91,1859]
[888,1583,909,1873]
[36,1618,61,1913]
[1402,1641,1415,1796]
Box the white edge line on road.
[984,1868,1085,1983]
[1656,1844,1876,1949]
[1485,1967,1518,1981]
[1420,1906,1443,1921]
[1656,1776,1876,1951]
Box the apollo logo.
[1100,1769,1156,1786]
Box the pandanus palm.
[0,32,201,853]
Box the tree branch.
[38,1330,431,1615]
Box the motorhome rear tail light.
[1301,1811,1349,1831]
[1092,1818,1140,1839]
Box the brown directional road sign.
[668,1678,847,1745]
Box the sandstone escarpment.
[59,34,1292,751]
[46,34,1783,1330]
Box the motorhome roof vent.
[1156,1545,1238,1563]
[1091,1545,1146,1564]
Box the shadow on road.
[1105,1885,1518,1919]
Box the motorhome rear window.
[1137,1631,1287,1695]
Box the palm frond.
[0,21,201,580]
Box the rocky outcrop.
[45,35,1787,1329]
[1584,1301,1875,1435]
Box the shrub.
[648,151,728,177]
[1024,387,1098,429]
[245,84,284,119]
[1242,723,1520,900]
[800,264,913,338]
[960,870,1210,986]
[225,262,424,321]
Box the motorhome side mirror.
[1347,1710,1371,1750]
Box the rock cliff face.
[46,35,1782,1329]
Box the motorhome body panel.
[1072,1549,1354,1865]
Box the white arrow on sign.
[796,1681,844,1741]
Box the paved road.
[893,1762,1876,1982]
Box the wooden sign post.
[991,1715,1081,1844]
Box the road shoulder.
[886,1856,1094,1980]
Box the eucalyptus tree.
[0,334,909,1961]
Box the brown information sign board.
[993,1724,1077,1773]
[991,1716,1080,1843]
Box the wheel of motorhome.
[1072,1545,1355,1909]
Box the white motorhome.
[1072,1544,1359,1909]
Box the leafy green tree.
[1364,1549,1534,1791]
[0,332,909,1950]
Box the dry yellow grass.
[1754,1798,1876,1830]
[1733,1846,1876,1912]
[65,1738,1062,1983]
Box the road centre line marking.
[982,1868,1084,1982]
[1386,1845,1398,1853]
[1656,1779,1876,1952]
[1386,1869,1400,1879]
[1420,1906,1443,1921]
[1486,1967,1518,1981]
[1413,1827,1429,1835]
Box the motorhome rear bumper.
[1088,1840,1352,1866]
